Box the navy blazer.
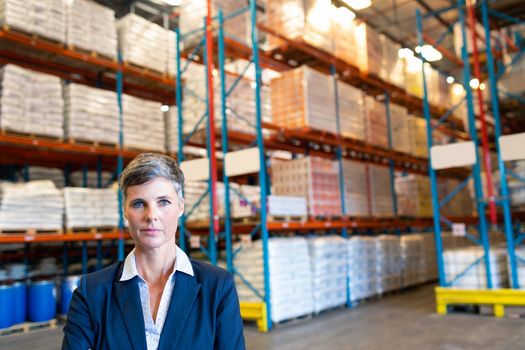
[62,259,246,350]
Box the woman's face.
[124,177,184,252]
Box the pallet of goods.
[122,94,165,152]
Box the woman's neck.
[134,244,177,285]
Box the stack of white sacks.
[511,248,525,289]
[63,187,119,229]
[117,13,171,73]
[183,181,225,221]
[375,235,402,294]
[26,166,65,188]
[0,0,66,43]
[69,170,114,188]
[179,59,207,135]
[234,237,314,323]
[443,246,509,289]
[267,195,307,217]
[0,64,63,138]
[400,234,425,287]
[342,160,369,217]
[347,236,377,301]
[165,105,179,153]
[64,83,119,145]
[231,185,260,218]
[421,233,438,282]
[122,94,165,151]
[65,0,117,58]
[0,180,64,230]
[307,236,347,313]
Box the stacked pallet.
[180,59,207,135]
[395,174,432,217]
[347,236,377,301]
[26,166,65,189]
[368,164,394,217]
[511,248,525,289]
[439,177,474,218]
[122,94,165,152]
[338,81,365,140]
[390,103,411,154]
[266,0,333,53]
[271,66,336,134]
[63,187,118,229]
[234,237,314,323]
[267,195,308,217]
[231,185,260,219]
[65,0,117,58]
[409,115,428,158]
[165,105,179,154]
[308,236,347,313]
[183,181,224,222]
[69,170,114,188]
[380,35,405,89]
[355,23,382,77]
[117,13,170,73]
[167,30,177,77]
[64,83,119,145]
[404,56,423,98]
[443,247,509,289]
[271,157,342,217]
[0,0,66,43]
[342,160,369,217]
[421,233,438,282]
[0,64,63,138]
[0,180,64,231]
[364,95,388,149]
[375,235,402,294]
[332,7,357,66]
[400,235,425,287]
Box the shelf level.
[0,231,130,244]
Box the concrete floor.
[2,285,525,350]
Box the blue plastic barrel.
[60,276,80,315]
[28,280,56,322]
[0,284,14,329]
[12,282,26,324]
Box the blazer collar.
[157,270,201,350]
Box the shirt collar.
[120,245,194,282]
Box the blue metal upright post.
[385,92,398,217]
[416,9,446,287]
[217,10,234,273]
[116,50,125,262]
[458,1,493,289]
[250,0,272,330]
[481,0,518,288]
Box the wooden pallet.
[267,215,306,223]
[1,128,63,142]
[68,137,118,149]
[273,313,313,328]
[66,44,117,62]
[1,24,65,46]
[66,226,118,235]
[0,228,63,235]
[123,60,167,77]
[0,319,58,337]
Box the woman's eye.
[159,199,171,206]
[131,201,144,209]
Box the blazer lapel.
[157,271,201,350]
[114,276,147,350]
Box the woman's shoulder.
[189,259,232,283]
[82,262,123,287]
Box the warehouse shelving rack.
[417,0,525,317]
[0,21,180,274]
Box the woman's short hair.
[119,153,185,202]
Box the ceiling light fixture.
[161,105,170,112]
[446,76,455,84]
[341,0,372,11]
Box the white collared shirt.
[120,245,194,350]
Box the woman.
[62,153,246,350]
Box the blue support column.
[116,50,125,262]
[458,2,492,289]
[384,92,398,217]
[481,0,518,288]
[250,0,272,330]
[416,9,446,287]
[217,10,233,273]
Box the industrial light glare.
[446,76,455,84]
[341,0,372,10]
[398,48,414,59]
[333,5,356,22]
[479,83,486,91]
[420,45,442,62]
[452,83,464,96]
[250,81,257,89]
[161,105,170,112]
[469,78,480,89]
[415,46,422,54]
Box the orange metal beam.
[0,231,130,244]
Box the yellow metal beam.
[435,287,525,318]
[240,302,268,332]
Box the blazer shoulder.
[83,262,123,287]
[190,259,231,284]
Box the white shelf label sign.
[452,223,466,237]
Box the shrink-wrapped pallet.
[380,35,405,88]
[0,180,64,230]
[375,235,402,294]
[271,66,336,133]
[63,187,118,229]
[307,236,347,313]
[64,83,119,145]
[347,236,377,301]
[267,195,307,217]
[364,95,388,149]
[338,81,365,141]
[355,22,382,76]
[165,105,179,154]
[408,115,428,158]
[122,94,165,152]
[69,170,114,189]
[395,174,432,217]
[400,234,425,287]
[368,164,394,217]
[509,161,525,206]
[117,13,170,73]
[390,103,411,154]
[65,0,117,58]
[0,0,66,43]
[25,166,65,189]
[444,247,508,289]
[0,64,63,138]
[234,237,314,323]
[342,160,369,217]
[332,6,357,65]
[271,157,342,217]
[421,233,438,282]
[183,181,225,222]
[266,0,333,53]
